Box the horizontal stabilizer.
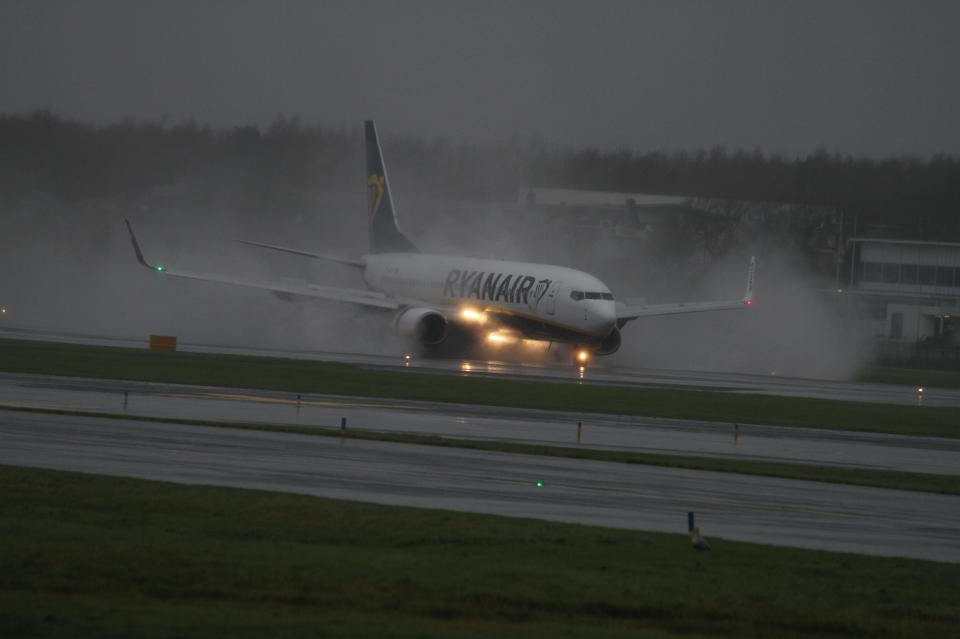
[236,239,364,268]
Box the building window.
[936,266,955,287]
[900,264,918,284]
[919,265,936,285]
[890,312,904,339]
[862,262,880,282]
[882,263,900,283]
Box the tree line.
[2,111,958,240]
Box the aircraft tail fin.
[365,120,418,254]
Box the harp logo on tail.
[367,174,385,222]
[530,278,552,311]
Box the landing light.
[486,331,517,345]
[576,349,589,363]
[460,307,487,323]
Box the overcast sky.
[1,1,958,156]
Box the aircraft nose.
[595,301,617,333]
[604,301,618,328]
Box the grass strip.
[2,337,958,438]
[859,366,960,390]
[2,464,958,639]
[5,404,958,496]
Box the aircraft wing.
[617,256,755,323]
[124,220,399,310]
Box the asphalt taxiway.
[2,371,958,476]
[2,409,958,563]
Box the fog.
[2,2,959,157]
[1,187,397,354]
[1,163,867,380]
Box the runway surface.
[1,325,956,406]
[3,371,959,476]
[3,329,958,562]
[2,409,958,563]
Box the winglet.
[743,256,756,305]
[124,219,165,272]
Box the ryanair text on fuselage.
[443,269,551,308]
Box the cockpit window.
[571,291,613,301]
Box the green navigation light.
[155,264,167,272]
[536,481,544,488]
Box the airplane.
[126,120,755,363]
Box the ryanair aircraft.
[126,121,754,362]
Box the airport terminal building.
[849,238,960,365]
[519,187,960,366]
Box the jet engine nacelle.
[395,307,448,345]
[594,327,621,356]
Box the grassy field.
[1,464,958,639]
[860,366,960,390]
[1,338,958,438]
[6,404,959,496]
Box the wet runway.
[2,371,959,476]
[1,326,955,406]
[2,410,958,563]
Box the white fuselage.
[363,253,618,342]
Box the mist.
[0,115,908,379]
[2,173,860,380]
[3,2,960,158]
[0,184,394,354]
